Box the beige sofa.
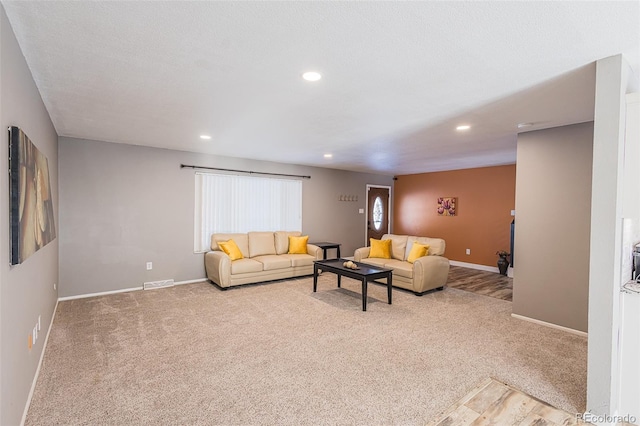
[205,231,322,289]
[354,234,450,295]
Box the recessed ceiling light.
[517,123,533,129]
[200,135,212,140]
[456,125,471,131]
[323,153,332,158]
[302,71,322,82]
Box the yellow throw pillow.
[217,239,244,261]
[369,238,392,259]
[288,235,309,254]
[407,243,430,263]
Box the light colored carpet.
[26,275,587,425]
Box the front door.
[367,186,390,245]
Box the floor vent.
[143,279,174,290]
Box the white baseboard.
[58,278,208,301]
[449,260,514,277]
[174,278,207,285]
[21,299,59,426]
[58,286,143,301]
[511,313,588,337]
[450,260,498,273]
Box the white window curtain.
[194,172,302,252]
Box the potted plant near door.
[495,250,510,276]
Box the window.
[373,196,383,230]
[194,173,302,252]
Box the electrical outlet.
[146,262,153,270]
[53,282,56,290]
[38,315,41,331]
[465,248,471,255]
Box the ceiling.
[2,1,639,176]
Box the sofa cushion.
[211,233,250,257]
[407,243,429,263]
[274,231,302,254]
[281,253,315,267]
[406,236,446,257]
[360,258,388,268]
[230,258,264,274]
[382,234,408,260]
[383,259,414,279]
[288,235,309,254]
[217,239,244,261]
[370,238,392,258]
[248,232,277,257]
[252,255,291,271]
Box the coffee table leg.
[362,278,367,311]
[313,265,318,292]
[337,274,341,288]
[387,272,392,304]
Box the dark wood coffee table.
[313,259,393,311]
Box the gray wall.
[0,5,59,425]
[59,137,393,297]
[513,122,593,332]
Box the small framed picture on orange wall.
[437,197,457,216]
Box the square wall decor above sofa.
[8,126,56,265]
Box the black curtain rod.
[180,164,311,179]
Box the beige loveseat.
[205,231,322,289]
[354,234,450,295]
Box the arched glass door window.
[373,196,383,230]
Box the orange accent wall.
[393,165,516,267]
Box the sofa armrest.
[204,251,231,287]
[354,247,371,262]
[307,244,323,260]
[412,255,450,293]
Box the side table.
[309,242,341,260]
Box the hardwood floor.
[447,265,513,301]
[428,378,584,426]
